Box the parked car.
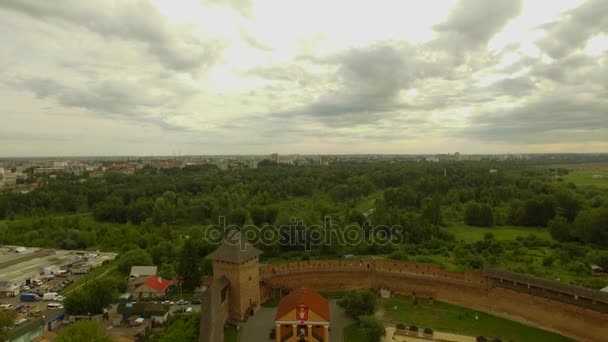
[47,302,64,310]
[0,303,13,310]
[177,299,188,305]
[191,299,202,305]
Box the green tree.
[55,320,112,342]
[63,279,117,315]
[117,248,154,274]
[338,291,376,320]
[548,216,572,242]
[358,316,385,342]
[178,238,203,291]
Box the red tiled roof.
[275,288,330,321]
[139,276,173,293]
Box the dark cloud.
[433,0,522,48]
[461,96,608,142]
[487,77,536,97]
[0,0,223,72]
[537,0,608,59]
[262,43,455,127]
[13,76,195,132]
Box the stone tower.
[208,230,263,320]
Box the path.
[63,266,117,295]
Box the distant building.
[592,175,604,179]
[271,153,280,164]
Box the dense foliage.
[151,313,200,342]
[63,279,121,315]
[338,290,377,320]
[0,161,606,288]
[55,320,112,342]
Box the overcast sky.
[1,0,607,156]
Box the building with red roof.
[133,275,175,298]
[274,287,330,342]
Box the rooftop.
[208,230,263,264]
[129,266,157,277]
[275,287,330,321]
[136,276,173,293]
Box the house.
[129,266,157,278]
[591,264,607,276]
[128,266,158,292]
[117,302,170,325]
[133,276,174,298]
[274,288,330,342]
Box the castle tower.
[208,230,263,320]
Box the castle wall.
[260,259,608,342]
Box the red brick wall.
[260,259,608,342]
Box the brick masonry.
[260,259,608,342]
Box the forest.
[0,160,607,291]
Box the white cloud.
[1,0,607,156]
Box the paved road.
[238,300,353,342]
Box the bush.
[358,316,385,342]
[338,291,376,320]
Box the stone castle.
[200,231,608,342]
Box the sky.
[1,0,607,156]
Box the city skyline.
[1,0,607,156]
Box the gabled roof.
[137,276,172,293]
[129,266,157,277]
[275,288,330,321]
[208,230,263,263]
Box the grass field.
[446,224,553,243]
[563,169,608,188]
[378,296,573,342]
[344,324,369,342]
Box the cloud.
[433,0,523,49]
[0,0,224,72]
[207,0,253,17]
[12,75,196,132]
[537,0,608,59]
[486,77,536,97]
[461,95,608,143]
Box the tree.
[178,238,203,291]
[573,208,608,246]
[117,248,153,274]
[154,313,200,342]
[358,316,385,342]
[338,291,376,320]
[63,279,117,315]
[0,310,16,341]
[548,216,572,242]
[55,320,112,342]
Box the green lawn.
[262,297,280,308]
[446,224,553,243]
[224,326,239,342]
[379,297,573,342]
[344,324,370,342]
[562,169,608,188]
